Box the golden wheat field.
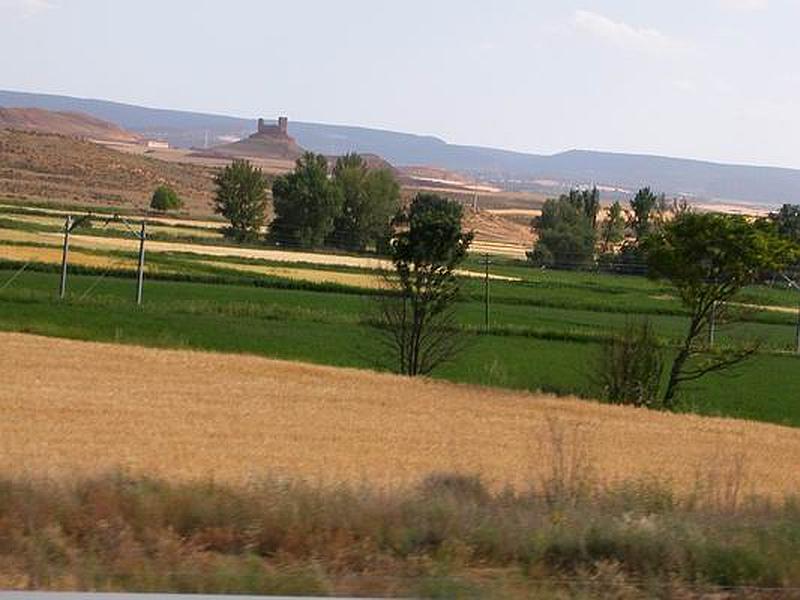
[0,244,139,271]
[2,332,799,497]
[200,260,387,289]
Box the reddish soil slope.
[198,129,305,161]
[0,107,139,143]
[0,130,215,211]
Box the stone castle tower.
[257,116,289,136]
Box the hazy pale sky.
[1,0,799,168]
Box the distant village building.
[145,139,169,149]
[257,116,289,136]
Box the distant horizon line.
[2,86,800,173]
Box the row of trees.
[529,186,689,269]
[212,153,401,252]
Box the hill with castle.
[197,116,304,161]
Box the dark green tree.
[616,187,673,273]
[330,153,401,252]
[771,204,800,243]
[628,187,661,243]
[579,187,600,229]
[150,185,183,212]
[375,193,474,376]
[213,160,268,241]
[270,152,340,248]
[599,200,625,253]
[644,213,796,406]
[529,190,597,268]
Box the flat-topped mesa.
[257,116,289,137]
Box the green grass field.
[2,263,799,427]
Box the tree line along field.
[1,207,799,427]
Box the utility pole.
[708,301,717,348]
[782,274,800,354]
[135,220,146,305]
[483,253,491,332]
[59,215,72,299]
[795,303,800,355]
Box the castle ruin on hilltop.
[257,116,288,136]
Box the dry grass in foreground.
[1,332,800,499]
[2,471,800,597]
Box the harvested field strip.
[0,228,59,246]
[0,228,521,281]
[2,332,799,496]
[471,240,529,259]
[0,203,225,230]
[199,260,386,289]
[0,244,138,271]
[0,213,60,227]
[485,208,542,217]
[0,228,388,267]
[0,212,224,239]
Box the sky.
[1,0,799,168]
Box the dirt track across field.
[1,333,799,496]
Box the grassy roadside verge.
[1,470,798,598]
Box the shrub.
[593,320,664,408]
[150,185,183,211]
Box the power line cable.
[0,260,31,292]
[76,256,132,302]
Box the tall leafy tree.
[628,187,660,243]
[771,204,800,243]
[529,189,597,268]
[580,187,601,229]
[213,160,268,241]
[599,201,626,253]
[330,153,401,252]
[375,193,474,376]
[270,152,340,248]
[644,213,796,406]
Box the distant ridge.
[1,89,799,207]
